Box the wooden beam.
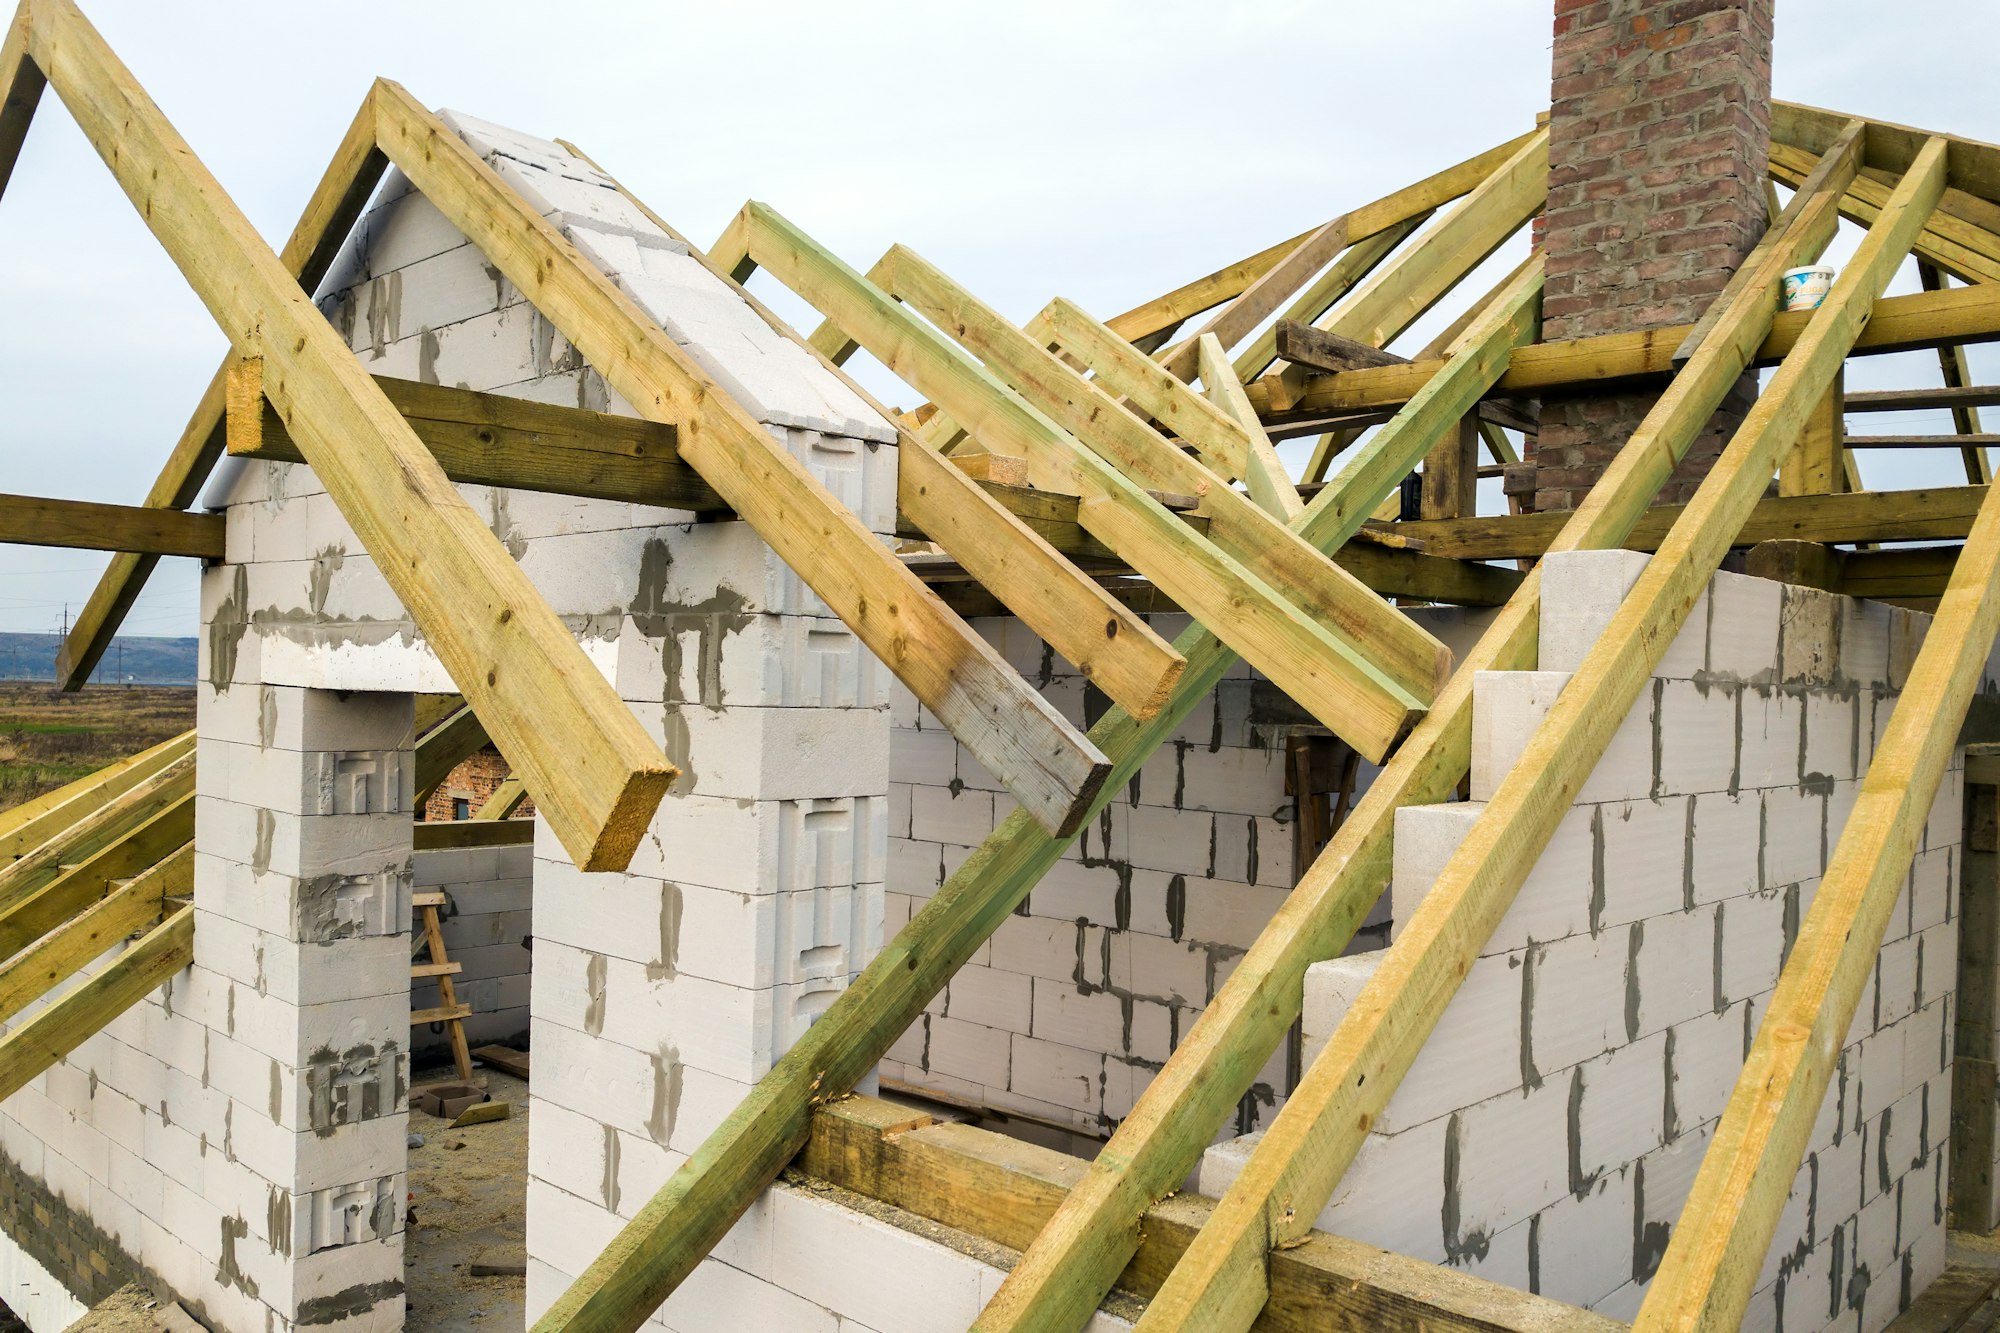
[0,904,191,1104]
[55,81,387,691]
[1265,129,1548,410]
[0,730,189,863]
[1194,333,1301,521]
[1845,432,2000,448]
[1772,99,2000,211]
[372,87,1106,841]
[1257,274,2000,422]
[1843,384,2000,413]
[0,7,44,208]
[1779,367,1845,495]
[1768,139,2000,285]
[0,492,223,558]
[1228,221,1423,385]
[1915,262,1994,485]
[743,216,1435,762]
[472,775,527,820]
[411,818,535,851]
[1275,320,1405,372]
[799,1095,1624,1333]
[0,843,184,1026]
[233,375,726,512]
[412,703,489,807]
[996,121,1880,1333]
[1638,162,2000,1333]
[22,4,675,871]
[0,791,193,961]
[0,752,191,915]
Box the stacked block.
[1250,552,1962,1331]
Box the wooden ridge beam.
[0,842,185,1026]
[0,904,191,1104]
[869,240,1441,758]
[1069,123,1890,1333]
[0,730,189,863]
[1257,272,2000,421]
[54,71,387,692]
[1639,171,2000,1333]
[559,141,1189,727]
[23,1,675,870]
[232,374,726,512]
[374,85,1109,840]
[800,1096,1624,1333]
[738,212,1434,761]
[0,493,222,558]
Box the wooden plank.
[1768,139,2000,285]
[371,86,1106,841]
[0,730,189,863]
[1256,272,2000,422]
[799,1096,1622,1333]
[973,120,1866,1333]
[411,892,447,908]
[1419,413,1480,520]
[412,704,489,807]
[1275,321,1406,372]
[0,792,193,961]
[472,776,527,821]
[0,493,223,558]
[1228,221,1424,385]
[410,1002,472,1025]
[0,752,192,915]
[1633,179,2000,1333]
[1398,484,1991,558]
[233,375,726,512]
[1915,263,1994,485]
[471,1044,529,1079]
[0,843,182,1025]
[1845,433,2000,448]
[0,7,45,208]
[0,905,192,1104]
[1194,333,1301,521]
[1780,367,1844,495]
[1265,129,1548,410]
[23,4,675,871]
[410,821,534,852]
[409,961,462,979]
[750,218,1437,761]
[1844,385,2000,413]
[56,86,387,691]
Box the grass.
[0,684,194,815]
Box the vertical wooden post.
[1419,411,1480,519]
[1779,365,1844,496]
[1953,747,2000,1232]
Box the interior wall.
[407,843,532,1060]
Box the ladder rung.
[410,961,462,978]
[412,892,448,908]
[411,1003,472,1025]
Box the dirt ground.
[404,1065,531,1331]
[0,684,192,813]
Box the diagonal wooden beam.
[0,842,184,1025]
[370,84,1108,838]
[1769,140,2000,284]
[1129,136,1944,1333]
[55,75,388,691]
[0,903,191,1104]
[0,730,188,863]
[738,212,1436,761]
[1230,220,1423,386]
[1194,333,1301,520]
[22,0,675,870]
[506,141,1192,725]
[1637,238,2000,1333]
[1916,261,1996,485]
[0,750,191,916]
[0,788,192,962]
[0,6,43,205]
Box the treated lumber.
[472,776,527,820]
[800,1096,1621,1333]
[743,218,1436,762]
[1768,139,2000,285]
[412,704,489,807]
[231,375,725,512]
[1916,263,1994,485]
[0,791,193,961]
[56,77,387,692]
[871,243,1439,749]
[563,137,1188,711]
[0,730,189,863]
[0,494,222,558]
[373,87,1106,840]
[1275,320,1405,372]
[1845,432,2000,448]
[537,193,1555,1333]
[0,904,191,1104]
[1398,483,1993,557]
[1152,131,1538,381]
[0,843,185,1026]
[1258,274,2000,421]
[0,752,192,915]
[0,7,43,205]
[1037,297,1252,481]
[1194,333,1301,520]
[1229,221,1424,384]
[23,4,673,871]
[1773,99,2000,213]
[1639,175,2000,1333]
[1845,385,2000,413]
[1780,368,1845,496]
[972,120,1865,1333]
[411,818,534,852]
[1265,128,1548,409]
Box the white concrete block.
[1655,679,1737,796]
[1598,796,1691,927]
[1528,929,1627,1076]
[1707,571,1782,682]
[1536,549,1650,673]
[1452,1080,1570,1242]
[1665,1002,1749,1137]
[1302,953,1380,1069]
[1631,906,1716,1038]
[1471,670,1567,802]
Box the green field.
[0,684,194,814]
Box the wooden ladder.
[411,890,475,1084]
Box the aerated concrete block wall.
[882,608,1495,1138]
[406,844,532,1060]
[1203,551,1976,1332]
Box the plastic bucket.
[1781,265,1836,312]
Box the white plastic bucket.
[1781,265,1836,312]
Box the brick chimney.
[1529,0,1776,512]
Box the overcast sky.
[0,0,1992,643]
